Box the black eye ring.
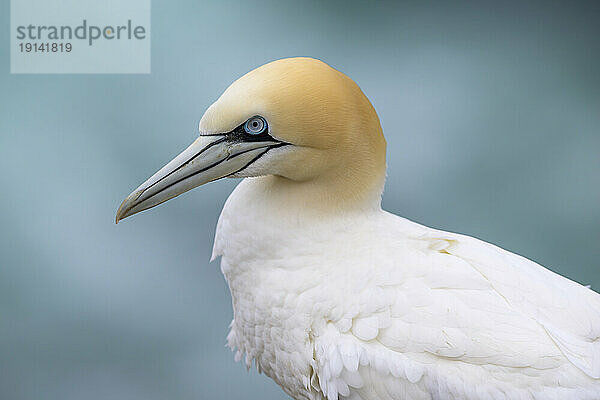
[244,116,267,135]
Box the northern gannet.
[116,58,600,400]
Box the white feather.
[212,177,600,399]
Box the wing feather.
[418,228,600,378]
[311,216,600,399]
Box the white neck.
[238,173,385,220]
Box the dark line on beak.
[136,143,288,207]
[227,143,288,176]
[134,136,228,202]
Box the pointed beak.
[116,135,282,223]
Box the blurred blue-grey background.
[1,1,599,399]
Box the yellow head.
[116,57,386,221]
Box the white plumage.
[117,57,600,399]
[214,176,600,400]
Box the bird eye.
[244,116,267,135]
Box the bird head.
[116,57,386,222]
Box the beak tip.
[115,197,132,225]
[115,209,130,224]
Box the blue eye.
[244,116,267,135]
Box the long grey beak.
[116,135,282,223]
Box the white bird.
[116,58,600,399]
